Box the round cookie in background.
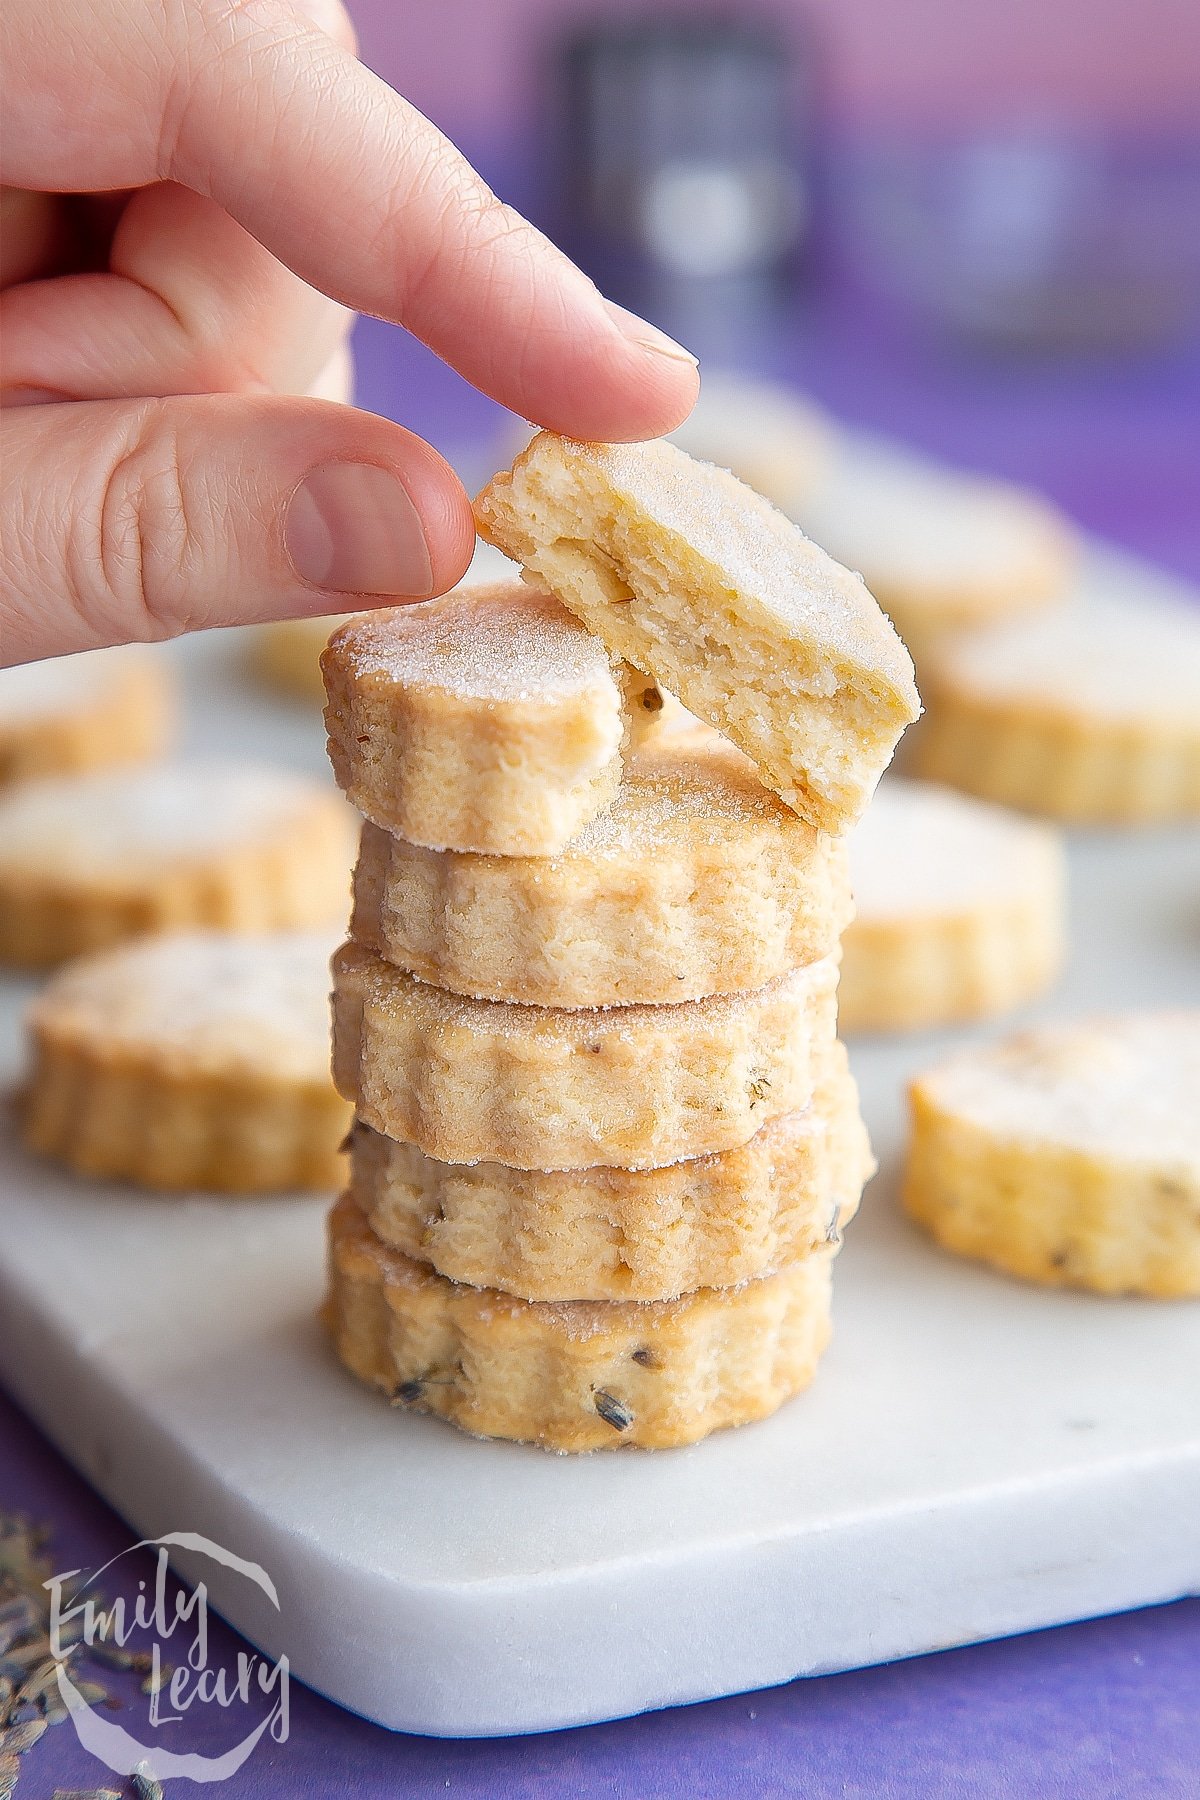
[912,590,1200,823]
[323,581,630,857]
[22,930,351,1193]
[331,939,840,1172]
[904,1012,1200,1297]
[348,1043,874,1302]
[794,437,1076,662]
[324,1190,837,1452]
[839,778,1066,1034]
[666,369,835,517]
[0,645,175,786]
[0,761,356,967]
[251,540,518,702]
[349,732,853,1009]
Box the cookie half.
[840,780,1065,1033]
[322,581,627,855]
[332,940,840,1171]
[325,1193,835,1451]
[349,1043,872,1301]
[0,645,174,786]
[22,931,351,1192]
[0,762,355,966]
[912,593,1200,822]
[349,734,852,1007]
[797,439,1075,659]
[904,1013,1200,1296]
[474,432,920,835]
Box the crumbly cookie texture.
[332,940,840,1171]
[349,734,852,1007]
[797,440,1075,659]
[0,762,356,967]
[325,1193,835,1451]
[840,779,1065,1034]
[904,1013,1200,1296]
[912,594,1200,822]
[474,433,920,836]
[667,371,834,516]
[23,931,351,1192]
[0,646,174,786]
[350,1043,873,1300]
[322,580,628,855]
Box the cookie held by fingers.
[474,432,920,834]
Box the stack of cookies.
[322,434,921,1451]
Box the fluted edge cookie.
[912,595,1200,823]
[349,735,853,1007]
[22,931,352,1192]
[332,940,840,1170]
[350,1043,873,1299]
[322,581,627,855]
[474,432,920,835]
[0,762,356,967]
[0,646,174,786]
[840,779,1065,1033]
[903,1013,1200,1296]
[325,1193,835,1451]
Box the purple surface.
[5,200,1200,1795]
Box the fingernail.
[602,300,698,367]
[285,462,433,596]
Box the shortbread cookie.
[350,1044,873,1300]
[323,581,628,855]
[0,646,174,786]
[904,1013,1200,1296]
[839,780,1065,1033]
[798,439,1075,658]
[349,734,853,1007]
[23,931,351,1192]
[332,941,840,1170]
[475,433,920,834]
[668,370,833,514]
[912,594,1200,822]
[0,763,356,967]
[325,1193,835,1450]
[252,614,352,701]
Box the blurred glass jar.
[553,15,812,353]
[838,130,1200,353]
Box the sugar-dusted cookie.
[667,370,834,515]
[474,433,920,835]
[797,438,1075,658]
[322,581,628,856]
[23,931,351,1192]
[349,733,852,1008]
[904,1013,1200,1296]
[912,593,1200,822]
[325,1193,835,1450]
[0,645,174,786]
[0,762,355,966]
[349,1043,873,1300]
[840,779,1065,1034]
[332,940,840,1171]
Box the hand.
[0,0,698,663]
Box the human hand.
[0,0,698,663]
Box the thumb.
[0,396,475,663]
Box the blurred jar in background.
[838,129,1200,354]
[554,14,814,363]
